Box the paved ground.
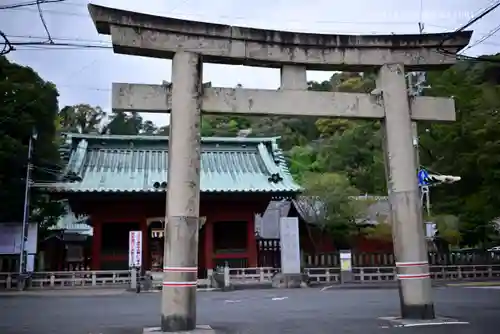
[0,286,499,334]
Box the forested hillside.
[2,54,500,247]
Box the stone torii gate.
[88,4,471,333]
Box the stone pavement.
[0,286,499,333]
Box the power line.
[7,33,110,45]
[0,0,64,10]
[7,33,112,51]
[11,41,111,49]
[35,0,55,43]
[3,1,499,60]
[438,1,500,63]
[0,30,14,55]
[4,15,500,54]
[4,6,445,29]
[457,1,500,32]
[463,23,500,51]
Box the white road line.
[398,321,469,327]
[271,297,288,301]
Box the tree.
[316,121,386,195]
[362,215,393,243]
[430,214,462,251]
[286,145,321,182]
[297,172,368,249]
[104,111,143,135]
[59,104,106,133]
[141,120,158,135]
[0,56,64,227]
[156,125,169,135]
[419,54,500,247]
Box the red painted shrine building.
[36,133,303,272]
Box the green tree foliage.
[104,111,143,135]
[420,55,500,247]
[430,214,462,251]
[362,215,393,243]
[297,173,368,249]
[59,104,106,134]
[0,56,64,226]
[316,121,386,195]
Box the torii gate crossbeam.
[87,4,472,333]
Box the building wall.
[71,194,270,272]
[63,194,392,272]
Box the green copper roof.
[36,133,302,194]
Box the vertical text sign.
[128,231,142,268]
[279,217,301,274]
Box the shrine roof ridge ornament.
[63,132,281,144]
[87,4,473,71]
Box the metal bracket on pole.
[420,185,430,217]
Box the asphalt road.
[0,286,499,334]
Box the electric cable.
[10,41,112,49]
[462,23,500,51]
[0,30,14,55]
[437,1,500,63]
[0,0,64,10]
[35,0,55,43]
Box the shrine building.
[35,133,303,273]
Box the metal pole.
[19,133,33,276]
[378,63,434,319]
[161,51,202,332]
[413,23,428,215]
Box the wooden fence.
[257,239,281,268]
[256,237,500,268]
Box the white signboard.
[27,254,35,272]
[340,250,352,272]
[425,222,437,238]
[128,231,142,268]
[0,223,38,255]
[279,217,301,274]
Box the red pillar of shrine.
[246,213,258,267]
[91,217,102,270]
[141,218,149,271]
[204,219,214,269]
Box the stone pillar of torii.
[88,4,472,332]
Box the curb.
[0,289,128,297]
[319,284,397,291]
[149,287,221,292]
[446,281,500,287]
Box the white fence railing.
[0,271,131,289]
[1,265,499,290]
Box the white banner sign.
[128,231,142,268]
[0,223,38,255]
[279,217,301,274]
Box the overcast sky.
[2,0,500,126]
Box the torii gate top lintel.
[88,4,472,71]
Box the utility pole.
[408,21,431,216]
[19,130,36,290]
